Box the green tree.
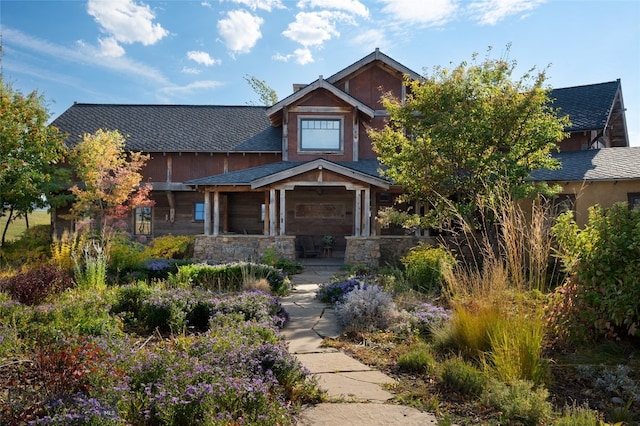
[370,48,568,229]
[0,79,67,246]
[244,74,278,106]
[68,129,152,231]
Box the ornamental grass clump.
[335,284,398,332]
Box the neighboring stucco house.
[51,49,634,266]
[530,148,640,226]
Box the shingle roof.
[51,104,282,153]
[549,81,620,132]
[185,158,386,186]
[530,147,640,182]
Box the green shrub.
[142,234,195,259]
[397,343,436,374]
[111,281,154,328]
[261,248,304,275]
[108,235,144,276]
[552,203,640,339]
[0,224,52,266]
[439,357,486,396]
[173,262,289,295]
[482,379,552,425]
[401,244,453,294]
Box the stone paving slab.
[295,352,373,373]
[297,403,438,425]
[315,371,396,401]
[282,329,337,354]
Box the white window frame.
[298,117,344,153]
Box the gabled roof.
[530,147,640,182]
[326,48,421,83]
[549,80,621,132]
[266,77,375,124]
[185,158,388,188]
[51,103,281,153]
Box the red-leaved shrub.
[0,265,74,305]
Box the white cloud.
[379,0,458,27]
[350,28,388,50]
[273,48,315,65]
[87,0,168,55]
[217,10,264,54]
[225,0,285,11]
[187,50,221,66]
[283,11,354,47]
[297,0,369,18]
[97,37,126,58]
[158,80,226,96]
[3,27,168,84]
[467,0,546,25]
[181,66,202,75]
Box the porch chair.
[300,235,321,258]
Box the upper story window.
[299,118,343,152]
[628,193,640,210]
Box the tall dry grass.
[435,184,557,384]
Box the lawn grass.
[0,209,50,241]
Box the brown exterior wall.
[286,91,356,162]
[147,190,204,236]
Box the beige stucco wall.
[542,180,640,226]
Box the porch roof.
[185,158,389,188]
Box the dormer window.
[299,118,343,152]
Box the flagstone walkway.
[280,266,438,426]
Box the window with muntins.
[134,206,152,235]
[299,118,342,152]
[194,202,205,221]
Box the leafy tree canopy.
[370,47,569,229]
[68,129,152,229]
[244,74,278,106]
[0,78,68,245]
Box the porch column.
[204,190,211,235]
[213,191,220,236]
[363,188,371,236]
[279,189,286,236]
[269,188,277,236]
[354,189,362,236]
[263,192,269,235]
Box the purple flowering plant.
[316,275,373,304]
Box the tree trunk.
[1,206,14,247]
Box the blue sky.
[2,0,639,146]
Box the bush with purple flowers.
[316,276,371,304]
[3,288,319,425]
[335,284,399,332]
[407,302,452,335]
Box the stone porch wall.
[345,236,437,268]
[194,235,296,264]
[194,234,437,267]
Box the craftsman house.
[51,49,634,266]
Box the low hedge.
[173,262,290,296]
